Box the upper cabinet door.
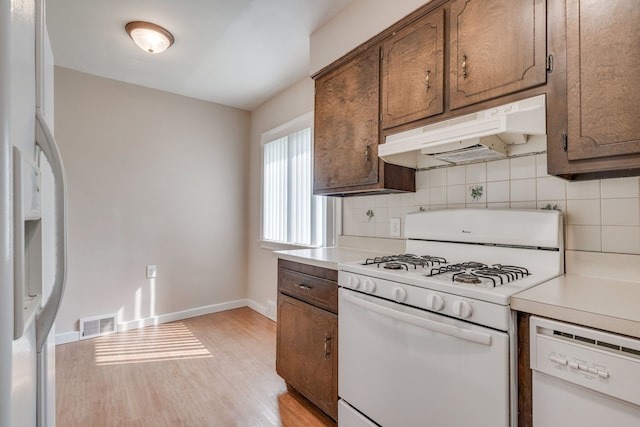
[566,0,640,161]
[449,0,547,110]
[381,9,445,129]
[314,46,380,193]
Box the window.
[261,113,333,247]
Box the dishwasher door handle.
[342,291,492,346]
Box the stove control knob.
[393,287,407,303]
[363,279,377,294]
[426,294,445,311]
[452,300,473,319]
[348,276,361,290]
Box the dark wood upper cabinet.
[314,46,380,193]
[381,8,445,129]
[565,0,640,161]
[313,45,415,195]
[546,0,640,179]
[449,0,547,110]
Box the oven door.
[339,288,511,427]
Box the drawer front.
[279,268,337,313]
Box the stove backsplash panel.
[342,153,640,255]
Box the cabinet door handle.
[462,54,468,79]
[324,335,332,359]
[297,284,312,290]
[365,145,371,162]
[425,70,431,90]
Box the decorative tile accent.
[468,184,485,203]
[538,201,565,212]
[365,209,375,221]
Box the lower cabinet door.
[276,294,338,420]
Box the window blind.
[262,126,329,246]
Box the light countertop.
[512,251,640,339]
[274,247,385,270]
[274,236,406,270]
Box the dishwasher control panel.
[530,317,640,407]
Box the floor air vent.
[80,313,118,339]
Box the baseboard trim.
[117,299,249,332]
[55,299,249,345]
[247,299,277,322]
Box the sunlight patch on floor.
[93,321,213,366]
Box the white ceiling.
[47,0,352,111]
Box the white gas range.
[337,208,564,427]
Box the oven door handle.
[343,292,492,346]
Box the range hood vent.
[380,95,546,168]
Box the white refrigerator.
[1,0,67,426]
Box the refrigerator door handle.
[34,108,67,353]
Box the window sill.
[259,240,319,251]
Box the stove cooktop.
[363,254,530,288]
[340,209,564,306]
[339,251,560,306]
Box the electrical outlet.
[390,217,401,237]
[146,265,157,279]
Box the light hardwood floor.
[56,307,337,427]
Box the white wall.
[309,0,430,74]
[54,67,250,335]
[247,78,315,316]
[244,0,434,315]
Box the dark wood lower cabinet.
[517,312,533,427]
[276,260,338,420]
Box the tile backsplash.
[342,153,640,255]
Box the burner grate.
[363,254,447,270]
[428,263,531,287]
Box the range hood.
[379,95,546,168]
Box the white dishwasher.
[530,316,640,426]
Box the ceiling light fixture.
[125,21,174,54]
